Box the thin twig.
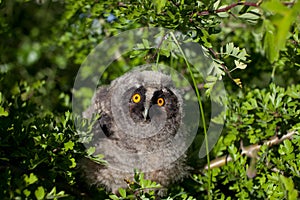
[208,47,234,80]
[150,31,170,63]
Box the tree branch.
[197,2,259,16]
[204,130,298,170]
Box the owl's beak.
[143,104,150,121]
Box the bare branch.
[204,130,298,170]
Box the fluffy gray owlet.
[80,70,192,194]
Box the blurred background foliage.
[0,0,299,199]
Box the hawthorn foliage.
[0,0,299,199]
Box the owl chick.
[80,70,192,194]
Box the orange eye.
[132,93,141,103]
[157,97,165,106]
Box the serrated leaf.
[237,49,248,61]
[64,141,74,151]
[226,43,234,54]
[243,98,257,110]
[234,60,247,69]
[232,46,239,56]
[278,140,293,155]
[24,173,38,185]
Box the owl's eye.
[132,93,141,103]
[157,97,165,106]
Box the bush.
[0,0,299,199]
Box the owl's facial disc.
[129,86,176,124]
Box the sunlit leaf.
[35,186,45,200]
[24,173,38,185]
[234,60,247,69]
[64,141,74,151]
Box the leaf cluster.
[205,84,300,199]
[0,0,299,199]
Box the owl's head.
[109,70,183,138]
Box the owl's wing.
[83,86,114,138]
[97,113,113,137]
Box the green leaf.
[118,188,126,198]
[47,187,57,197]
[86,146,96,156]
[64,141,74,151]
[69,157,76,168]
[226,43,234,55]
[279,175,298,200]
[109,194,120,200]
[35,186,45,200]
[213,0,221,10]
[0,106,8,117]
[243,98,257,110]
[263,21,277,63]
[24,173,38,185]
[239,12,260,20]
[278,140,293,155]
[87,154,107,165]
[23,189,31,197]
[262,0,300,63]
[142,39,150,49]
[0,92,8,116]
[211,111,225,124]
[154,0,167,13]
[216,5,229,18]
[45,187,67,199]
